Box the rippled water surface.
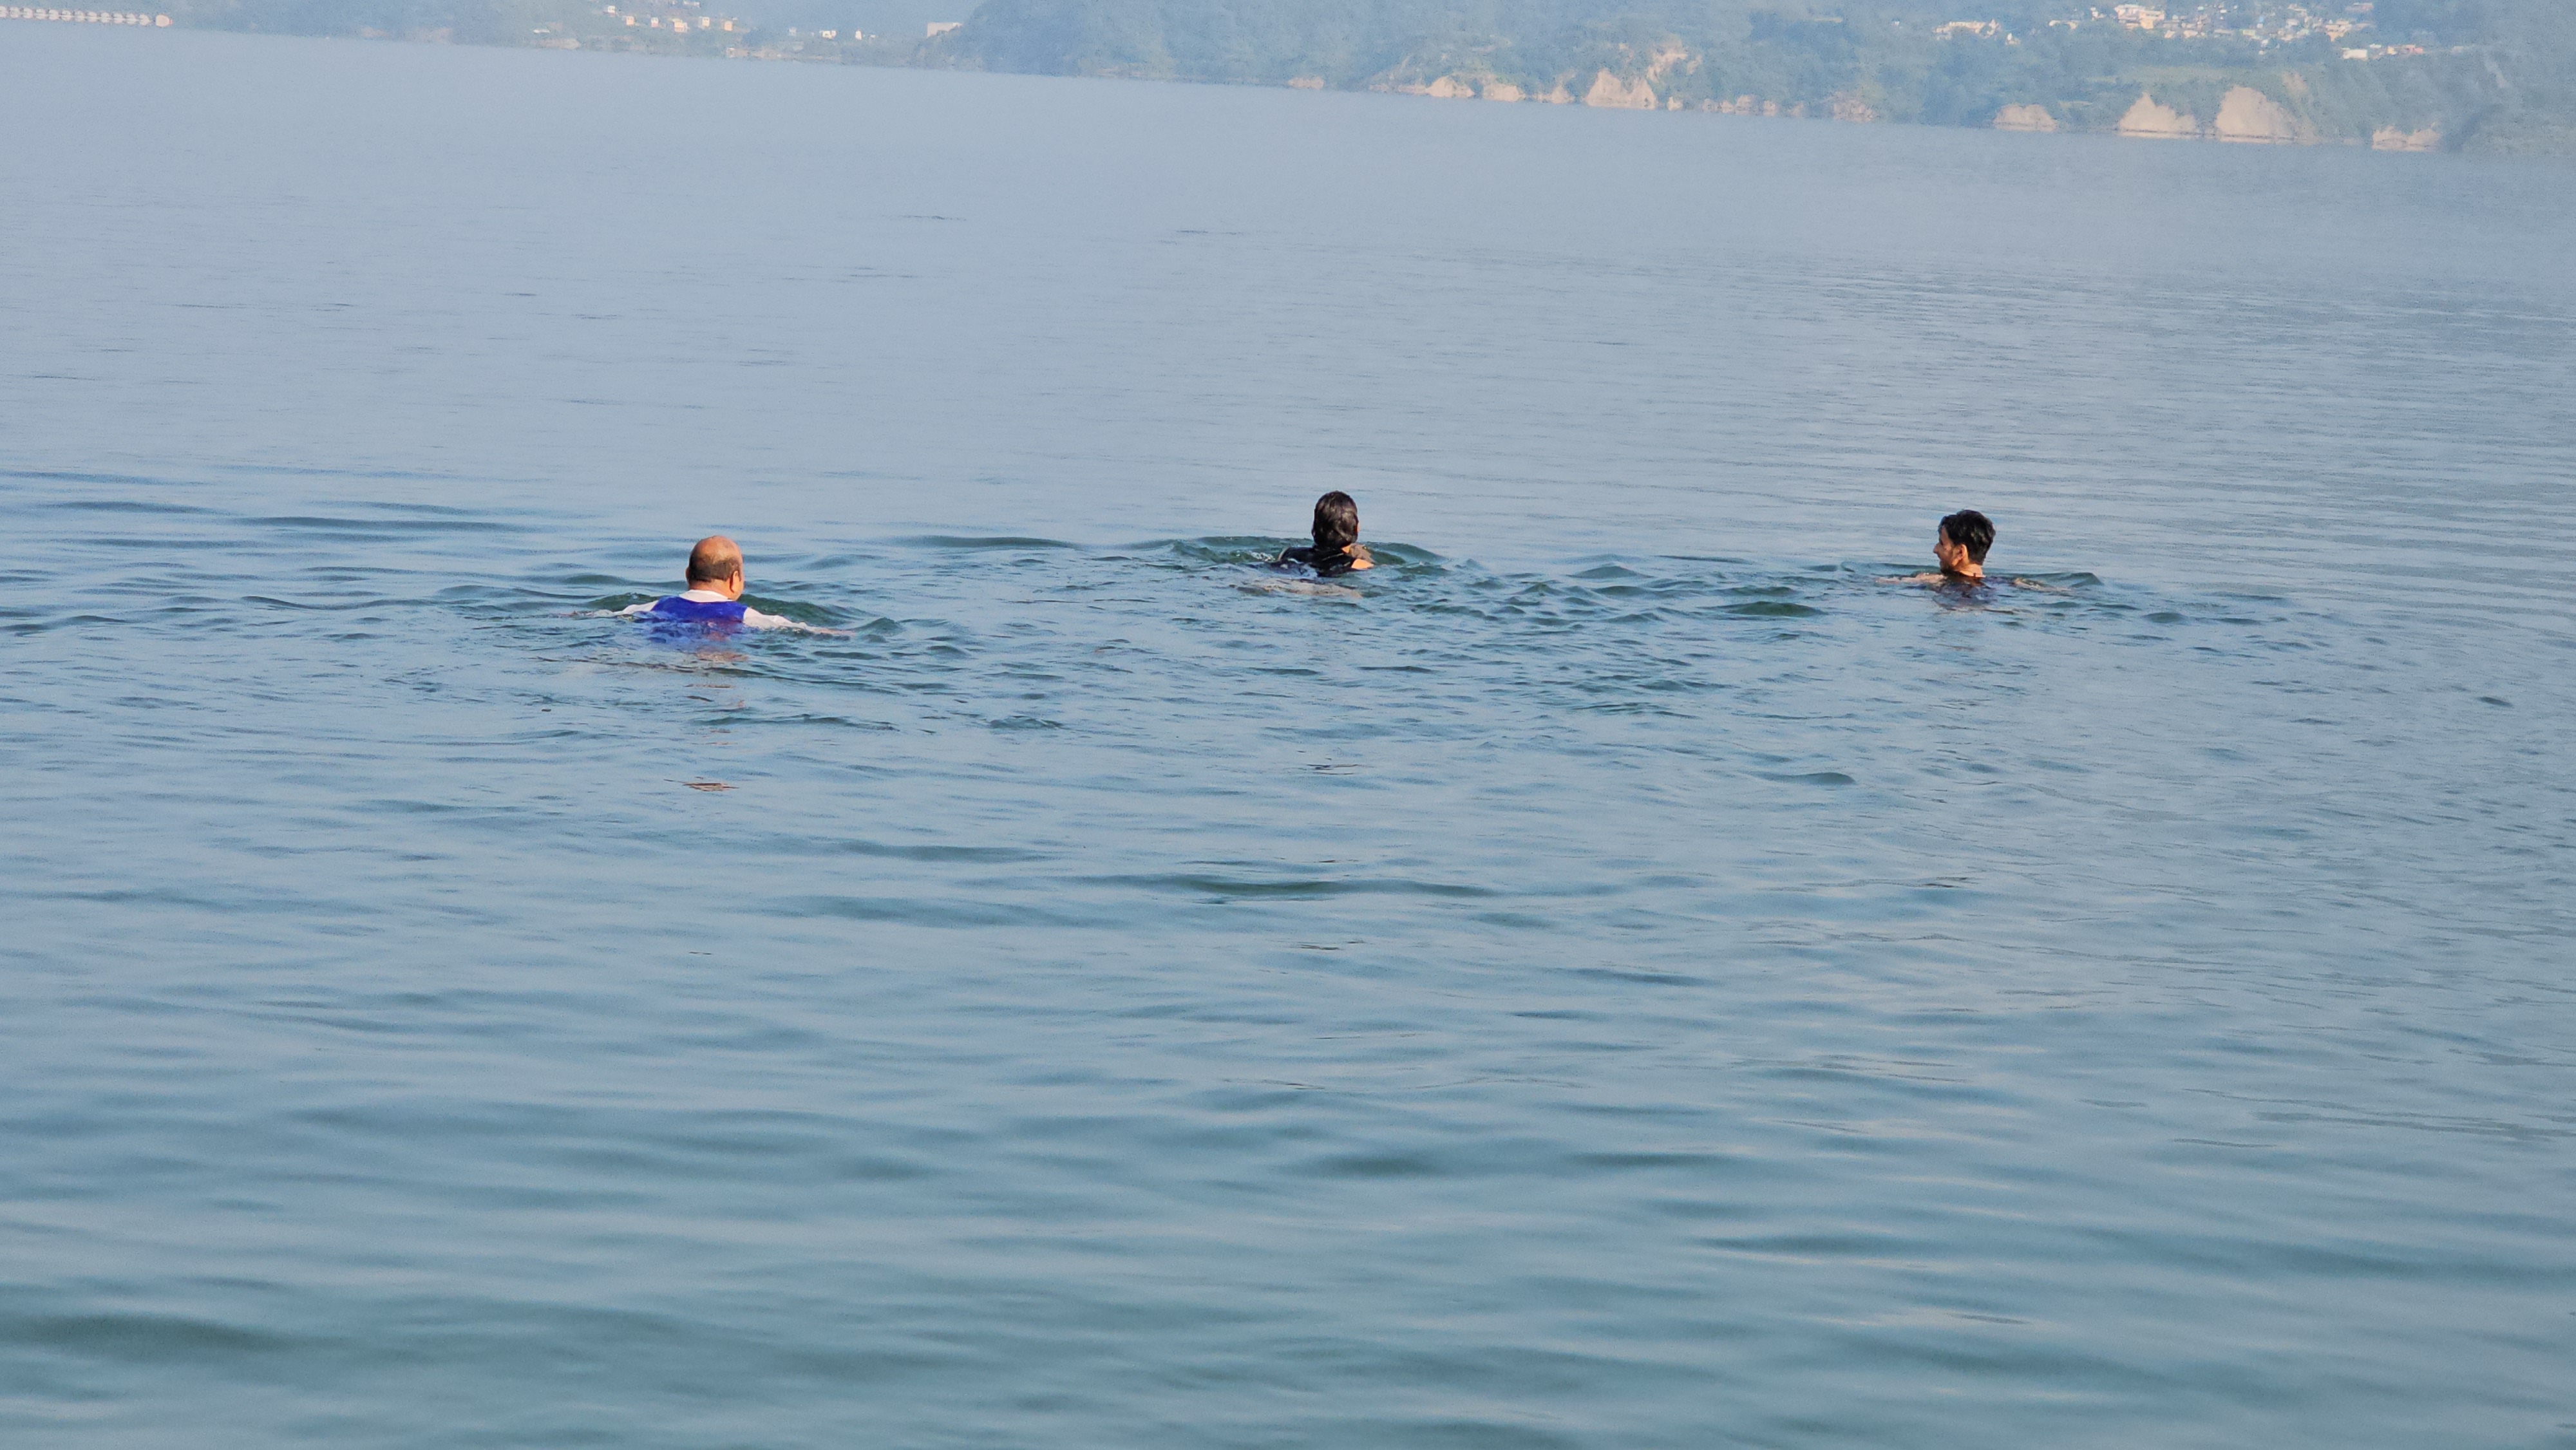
[5,23,2574,1449]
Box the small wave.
[5,1310,301,1363]
[3,466,196,489]
[41,496,218,516]
[898,534,1082,551]
[252,514,527,537]
[1082,872,1501,900]
[826,839,1050,863]
[243,594,402,612]
[1160,536,1285,565]
[771,894,1092,928]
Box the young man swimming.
[622,535,802,629]
[1273,491,1374,577]
[1925,509,1994,584]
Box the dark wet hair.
[1939,510,1994,564]
[1311,492,1359,554]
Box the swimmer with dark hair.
[621,535,810,629]
[1900,509,1996,585]
[1935,509,1994,581]
[1273,491,1374,577]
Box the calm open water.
[5,22,2574,1448]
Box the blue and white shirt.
[620,588,797,630]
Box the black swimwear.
[1276,545,1359,578]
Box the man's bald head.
[686,536,743,587]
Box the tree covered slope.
[930,0,2576,153]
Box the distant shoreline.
[54,3,2575,160]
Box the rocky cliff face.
[2110,86,2331,145]
[2117,93,2201,138]
[1361,53,2385,149]
[2372,126,2444,151]
[1582,70,1656,110]
[1334,58,2472,153]
[2213,86,2314,144]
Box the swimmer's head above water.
[1275,491,1374,576]
[687,535,746,599]
[1313,492,1359,556]
[1935,510,1994,583]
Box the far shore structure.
[0,9,171,24]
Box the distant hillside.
[139,0,2575,154]
[927,0,2576,155]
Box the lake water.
[5,22,2573,1447]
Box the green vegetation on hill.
[929,0,2576,153]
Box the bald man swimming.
[621,536,801,630]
